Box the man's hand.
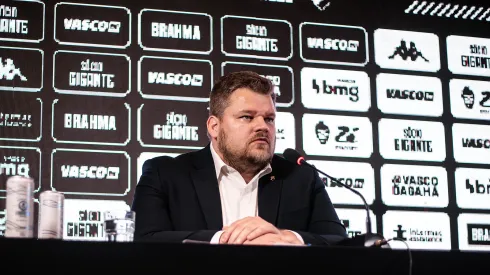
[219,216,302,245]
[242,233,305,246]
[219,216,281,244]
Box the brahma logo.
[458,213,490,251]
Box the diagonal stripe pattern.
[405,1,490,21]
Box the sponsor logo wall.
[0,0,488,250]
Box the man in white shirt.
[132,71,347,246]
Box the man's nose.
[254,117,270,131]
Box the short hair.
[209,71,276,118]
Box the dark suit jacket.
[131,144,347,245]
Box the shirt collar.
[210,143,272,180]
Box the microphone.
[282,148,389,248]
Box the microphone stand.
[303,161,389,248]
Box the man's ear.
[207,115,220,139]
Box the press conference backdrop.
[0,0,490,250]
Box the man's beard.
[218,129,273,174]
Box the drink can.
[5,176,35,238]
[38,190,64,239]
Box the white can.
[38,190,65,239]
[5,176,35,238]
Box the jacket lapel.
[191,145,223,230]
[258,170,283,225]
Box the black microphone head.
[282,148,304,165]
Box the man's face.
[213,88,276,171]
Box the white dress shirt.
[209,144,304,244]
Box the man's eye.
[241,116,252,120]
[266,118,275,123]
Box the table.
[0,238,487,274]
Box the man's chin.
[247,151,273,164]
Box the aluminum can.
[5,176,34,238]
[38,190,64,239]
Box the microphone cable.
[377,238,412,275]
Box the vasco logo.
[301,68,370,112]
[462,138,490,149]
[139,56,212,102]
[51,148,130,196]
[148,72,203,86]
[467,224,490,245]
[323,177,364,188]
[309,160,375,205]
[308,38,359,52]
[64,18,121,33]
[374,29,440,72]
[300,23,368,66]
[447,35,490,77]
[392,175,439,197]
[386,89,433,101]
[54,3,131,49]
[61,165,119,180]
[376,73,443,117]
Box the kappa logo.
[389,40,429,62]
[0,58,27,81]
